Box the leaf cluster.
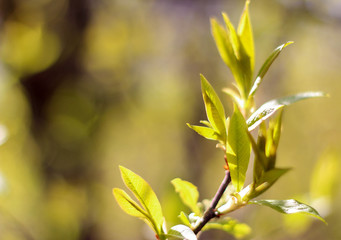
[113,1,327,239]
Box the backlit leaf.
[113,188,154,229]
[119,166,164,234]
[238,0,254,75]
[250,199,327,224]
[201,74,227,141]
[211,19,239,79]
[247,92,326,131]
[226,104,251,192]
[249,41,293,97]
[186,124,220,142]
[171,178,201,215]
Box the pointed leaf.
[211,18,239,78]
[238,0,254,74]
[171,178,201,215]
[247,131,266,184]
[203,218,251,239]
[200,75,227,141]
[247,92,327,131]
[226,104,251,192]
[186,124,220,141]
[250,199,327,224]
[166,225,197,240]
[119,166,164,234]
[249,41,293,97]
[113,188,155,230]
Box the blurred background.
[0,0,340,239]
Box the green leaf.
[247,92,327,131]
[171,178,201,215]
[203,218,251,239]
[211,18,239,79]
[200,74,227,141]
[247,131,266,184]
[178,212,192,227]
[222,87,242,107]
[249,199,327,224]
[119,166,164,234]
[186,124,220,141]
[249,41,293,97]
[166,225,197,240]
[238,0,254,75]
[226,104,251,192]
[252,168,291,198]
[113,188,155,230]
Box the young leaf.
[171,178,201,215]
[249,199,327,224]
[203,218,251,239]
[178,212,192,227]
[119,166,164,234]
[211,19,239,80]
[249,41,293,97]
[247,131,267,184]
[200,74,227,141]
[113,188,154,229]
[226,104,251,192]
[166,225,197,240]
[247,92,326,131]
[238,0,254,75]
[186,124,220,142]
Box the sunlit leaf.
[119,166,164,234]
[249,41,293,97]
[222,87,242,107]
[171,178,201,215]
[247,131,266,184]
[247,92,327,131]
[211,19,239,79]
[200,74,227,141]
[166,224,197,240]
[203,218,251,239]
[222,13,240,60]
[178,212,192,227]
[250,199,327,224]
[226,104,251,192]
[113,188,154,229]
[238,0,254,75]
[253,168,291,198]
[186,124,220,141]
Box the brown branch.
[193,170,231,234]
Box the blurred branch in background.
[0,0,340,240]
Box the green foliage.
[249,199,326,224]
[171,178,201,216]
[114,1,327,239]
[113,166,165,238]
[226,104,251,192]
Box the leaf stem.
[193,170,231,234]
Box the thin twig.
[193,170,231,234]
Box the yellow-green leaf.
[113,188,155,230]
[200,74,227,142]
[171,178,201,215]
[249,41,293,97]
[119,166,164,234]
[226,104,251,192]
[238,0,254,75]
[186,124,220,142]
